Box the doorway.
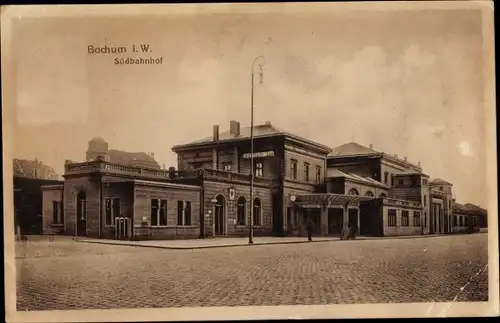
[348,208,358,227]
[214,195,225,236]
[328,208,343,234]
[76,191,87,237]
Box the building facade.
[40,121,486,240]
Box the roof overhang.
[293,193,374,207]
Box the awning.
[293,193,374,207]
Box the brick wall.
[133,184,201,240]
[63,175,101,237]
[202,180,274,237]
[41,186,63,234]
[382,204,423,236]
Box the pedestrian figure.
[350,223,359,240]
[306,218,315,241]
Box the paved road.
[15,234,489,310]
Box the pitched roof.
[429,178,452,185]
[327,168,390,189]
[328,142,379,157]
[13,158,59,180]
[107,150,160,169]
[173,121,332,153]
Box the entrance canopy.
[293,193,374,208]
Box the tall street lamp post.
[249,55,266,245]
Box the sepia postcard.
[2,1,498,322]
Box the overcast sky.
[10,4,490,207]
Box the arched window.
[365,191,374,197]
[379,193,387,199]
[237,196,246,225]
[384,172,389,184]
[348,188,359,196]
[253,198,262,226]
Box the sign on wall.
[242,151,274,159]
[228,188,236,201]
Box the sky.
[9,4,491,207]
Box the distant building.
[40,121,486,241]
[86,137,160,169]
[13,159,62,235]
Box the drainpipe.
[99,176,103,238]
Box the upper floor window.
[254,159,264,177]
[384,172,389,184]
[290,159,298,180]
[379,193,387,199]
[316,166,322,184]
[222,162,232,172]
[390,174,394,187]
[397,179,404,186]
[423,195,427,206]
[423,179,428,185]
[304,162,310,182]
[365,191,374,197]
[348,188,359,196]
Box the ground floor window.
[105,198,121,226]
[388,209,397,226]
[253,198,262,226]
[177,200,192,226]
[286,207,293,228]
[237,197,246,225]
[401,211,409,227]
[52,201,63,224]
[413,212,421,226]
[151,199,167,226]
[453,215,458,226]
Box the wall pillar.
[232,146,239,172]
[212,148,218,170]
[320,205,328,236]
[342,203,349,238]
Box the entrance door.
[328,209,343,234]
[214,195,225,235]
[348,208,358,227]
[76,192,87,236]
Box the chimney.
[394,154,398,159]
[150,152,155,160]
[213,125,219,141]
[369,144,373,149]
[404,157,407,162]
[229,120,240,137]
[64,159,73,165]
[418,161,421,166]
[264,121,272,126]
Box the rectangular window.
[286,207,293,227]
[413,212,421,226]
[52,201,59,224]
[316,166,322,184]
[401,210,409,227]
[290,159,298,180]
[177,201,184,225]
[459,216,464,227]
[223,162,232,172]
[105,198,121,226]
[151,199,159,226]
[304,163,310,182]
[390,175,394,187]
[397,179,404,186]
[254,159,264,177]
[184,201,192,226]
[388,209,397,226]
[60,202,64,224]
[423,195,427,206]
[159,200,167,226]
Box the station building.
[40,121,486,240]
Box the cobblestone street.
[15,234,489,310]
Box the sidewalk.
[73,233,451,250]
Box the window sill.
[50,223,64,227]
